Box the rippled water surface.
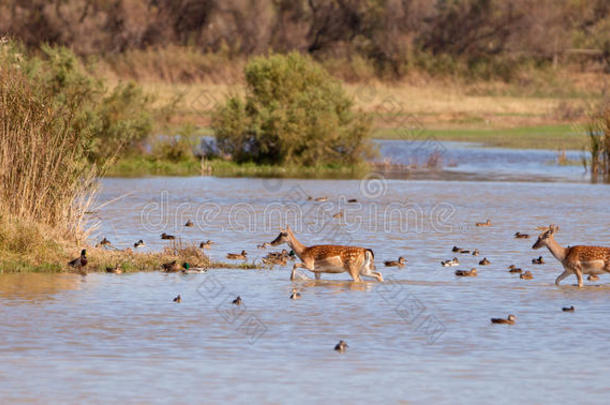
[1,144,609,404]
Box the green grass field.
[107,156,369,178]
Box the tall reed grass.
[0,38,166,271]
[585,102,610,183]
[0,63,98,235]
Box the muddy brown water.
[1,144,609,403]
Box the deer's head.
[532,224,559,249]
[270,226,291,246]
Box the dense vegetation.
[0,39,164,271]
[0,39,156,226]
[212,53,374,166]
[1,0,608,81]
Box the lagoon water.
[1,142,609,403]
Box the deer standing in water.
[270,226,382,282]
[532,224,610,287]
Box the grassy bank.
[375,124,586,150]
[0,216,260,274]
[107,156,370,179]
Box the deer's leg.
[555,269,571,286]
[292,259,316,280]
[574,267,584,288]
[347,263,362,282]
[291,263,306,280]
[359,267,384,282]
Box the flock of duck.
[67,209,608,352]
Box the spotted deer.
[532,224,610,287]
[270,226,382,282]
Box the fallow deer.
[270,226,382,282]
[532,224,610,287]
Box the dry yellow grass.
[131,75,600,130]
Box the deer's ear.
[286,225,292,232]
[550,224,559,234]
[279,226,284,232]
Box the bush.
[212,52,375,166]
[1,39,156,164]
[0,55,96,231]
[0,38,160,234]
[152,125,198,163]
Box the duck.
[562,306,575,312]
[333,211,344,219]
[455,268,477,277]
[265,249,288,260]
[290,289,301,300]
[520,271,533,280]
[515,232,530,239]
[181,266,207,274]
[199,240,214,249]
[347,198,358,203]
[133,239,145,248]
[588,274,600,281]
[226,250,247,260]
[459,249,471,254]
[184,220,194,227]
[161,233,175,240]
[491,314,516,325]
[105,264,122,274]
[508,266,523,273]
[68,249,87,270]
[162,260,185,272]
[263,255,287,266]
[314,196,328,202]
[531,256,545,265]
[441,257,460,267]
[257,242,271,249]
[232,296,242,305]
[476,219,491,227]
[96,237,111,248]
[472,249,480,256]
[173,294,181,303]
[479,257,491,266]
[384,256,407,267]
[334,340,348,352]
[452,246,462,252]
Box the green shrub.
[212,52,375,166]
[152,125,197,163]
[1,39,157,164]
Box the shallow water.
[376,140,586,182]
[1,143,610,403]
